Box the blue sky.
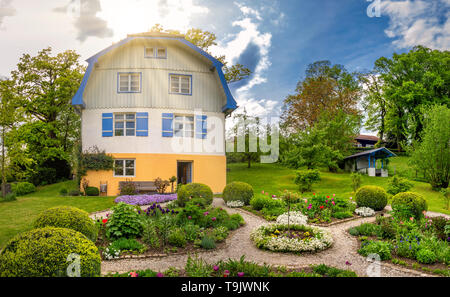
[0,0,448,126]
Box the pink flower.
[188,216,192,220]
[304,199,308,203]
[325,200,328,203]
[345,261,352,266]
[212,217,217,221]
[410,217,414,221]
[129,271,138,277]
[332,201,335,205]
[307,204,312,210]
[333,194,335,197]
[237,272,244,277]
[262,191,265,194]
[203,212,209,216]
[349,197,353,200]
[157,272,164,277]
[106,213,110,217]
[213,266,219,271]
[224,270,230,274]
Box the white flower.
[226,200,245,208]
[276,211,308,226]
[355,207,375,217]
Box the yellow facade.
[83,153,226,196]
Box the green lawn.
[227,160,449,215]
[0,181,115,248]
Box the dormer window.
[145,47,167,59]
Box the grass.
[227,158,449,216]
[0,180,115,248]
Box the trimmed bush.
[0,227,101,277]
[177,183,213,207]
[355,185,388,211]
[85,187,100,196]
[59,188,68,196]
[11,182,36,196]
[222,182,254,205]
[33,206,98,241]
[387,176,413,195]
[391,192,428,219]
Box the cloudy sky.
[0,0,448,123]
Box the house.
[354,134,379,148]
[71,32,237,195]
[343,147,396,177]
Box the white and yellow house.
[72,32,237,195]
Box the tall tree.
[149,24,251,84]
[281,61,361,131]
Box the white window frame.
[145,47,167,59]
[118,72,141,93]
[169,74,192,95]
[114,113,136,137]
[114,159,135,177]
[174,115,194,138]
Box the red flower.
[319,206,324,209]
[102,218,108,224]
[326,196,330,199]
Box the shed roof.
[344,147,396,160]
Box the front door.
[177,161,192,185]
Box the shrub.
[355,185,388,211]
[350,223,381,237]
[85,187,100,196]
[3,192,16,202]
[230,213,245,226]
[351,172,362,192]
[250,196,284,211]
[294,170,321,193]
[184,223,201,242]
[416,249,437,264]
[0,227,101,277]
[222,182,254,205]
[11,182,36,196]
[312,264,357,277]
[430,216,449,240]
[358,240,392,260]
[380,222,396,239]
[212,226,229,242]
[142,220,160,248]
[215,255,271,277]
[185,255,212,277]
[110,238,145,253]
[391,192,428,219]
[68,189,80,196]
[119,180,138,196]
[168,228,187,247]
[106,202,143,239]
[154,177,170,194]
[33,206,98,241]
[59,188,68,196]
[387,176,413,195]
[177,183,213,207]
[200,235,216,249]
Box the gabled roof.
[71,34,237,113]
[344,147,397,160]
[355,134,379,142]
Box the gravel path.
[99,199,441,277]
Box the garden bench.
[119,181,158,193]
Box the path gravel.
[99,199,441,277]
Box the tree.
[9,47,84,184]
[410,105,450,189]
[281,61,361,131]
[149,24,251,84]
[374,46,449,149]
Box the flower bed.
[114,194,177,206]
[354,207,375,217]
[276,211,308,226]
[250,223,333,253]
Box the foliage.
[68,189,80,196]
[358,240,392,260]
[2,192,16,202]
[154,177,170,194]
[351,172,362,192]
[109,238,145,254]
[222,181,254,205]
[211,226,229,242]
[11,182,36,196]
[177,183,213,207]
[85,186,99,197]
[168,228,187,247]
[416,248,437,264]
[183,223,201,242]
[185,254,213,277]
[312,264,357,277]
[142,219,160,249]
[250,196,284,211]
[33,206,98,241]
[79,146,114,176]
[348,223,381,237]
[0,227,100,277]
[294,170,321,193]
[410,105,450,189]
[118,179,138,196]
[391,192,428,219]
[355,185,388,211]
[106,202,143,239]
[214,255,271,277]
[59,188,68,196]
[387,176,413,195]
[200,235,216,250]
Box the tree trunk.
[247,156,251,168]
[1,126,6,198]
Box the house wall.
[83,39,227,112]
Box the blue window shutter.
[162,113,174,137]
[196,115,207,139]
[136,112,149,136]
[102,113,113,137]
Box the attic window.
[145,47,167,59]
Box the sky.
[0,0,449,134]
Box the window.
[114,159,135,177]
[118,73,141,93]
[114,113,135,136]
[174,115,194,138]
[170,74,192,95]
[145,47,167,59]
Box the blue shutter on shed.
[196,115,207,139]
[136,112,149,136]
[162,113,174,137]
[102,113,113,137]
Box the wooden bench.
[119,181,157,193]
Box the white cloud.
[381,0,450,50]
[0,0,16,29]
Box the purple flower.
[188,216,192,220]
[212,217,217,221]
[213,266,219,271]
[203,212,209,216]
[156,272,164,277]
[237,272,244,277]
[114,193,177,206]
[345,261,351,266]
[224,270,230,274]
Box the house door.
[177,161,192,185]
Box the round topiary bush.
[33,206,98,241]
[85,186,100,196]
[391,192,428,219]
[0,227,101,277]
[355,185,388,211]
[222,181,254,205]
[177,183,213,207]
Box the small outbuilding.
[343,147,396,177]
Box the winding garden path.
[98,199,442,277]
